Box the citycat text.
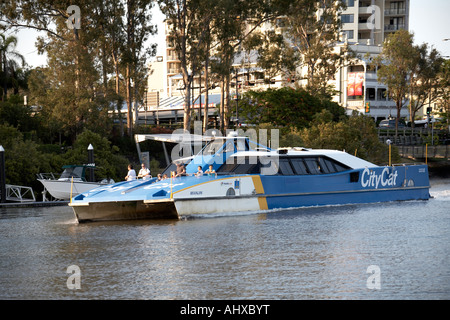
[361,167,398,189]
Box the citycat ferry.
[69,132,430,222]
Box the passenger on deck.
[204,165,216,176]
[138,163,151,180]
[195,166,203,177]
[175,163,187,177]
[125,164,136,181]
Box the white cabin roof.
[231,147,377,169]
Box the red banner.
[347,72,364,96]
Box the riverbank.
[427,161,450,179]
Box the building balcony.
[168,68,181,75]
[358,22,372,31]
[384,8,406,16]
[166,54,180,62]
[365,71,378,81]
[384,24,405,31]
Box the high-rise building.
[146,0,411,122]
[334,0,410,120]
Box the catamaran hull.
[70,185,429,223]
[68,137,431,223]
[72,199,178,222]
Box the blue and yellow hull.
[69,164,430,223]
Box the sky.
[6,0,450,69]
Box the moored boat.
[69,133,430,222]
[38,165,114,201]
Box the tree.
[408,43,443,126]
[263,0,346,97]
[1,1,108,142]
[300,111,399,165]
[0,34,26,101]
[91,0,126,136]
[61,129,130,182]
[159,0,281,132]
[1,0,158,140]
[122,0,157,137]
[0,123,45,191]
[158,0,217,132]
[247,30,297,86]
[376,29,416,137]
[437,59,450,128]
[238,87,345,132]
[0,94,38,132]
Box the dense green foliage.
[239,87,345,131]
[0,124,130,196]
[299,110,400,165]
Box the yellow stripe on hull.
[257,197,268,210]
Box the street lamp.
[87,144,94,182]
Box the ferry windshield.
[202,139,227,155]
[201,138,250,156]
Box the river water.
[0,178,449,301]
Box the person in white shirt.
[125,164,137,181]
[138,163,151,180]
[195,166,203,177]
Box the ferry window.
[278,158,294,175]
[218,156,260,174]
[203,139,226,155]
[232,156,256,174]
[162,163,177,176]
[235,139,247,151]
[331,159,350,172]
[322,158,337,173]
[350,171,359,182]
[324,158,350,172]
[234,163,256,174]
[224,141,235,153]
[217,157,237,172]
[318,158,330,173]
[319,157,339,174]
[304,158,321,174]
[259,157,278,175]
[290,158,309,175]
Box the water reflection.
[0,179,449,299]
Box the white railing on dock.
[4,184,36,202]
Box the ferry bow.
[69,133,430,223]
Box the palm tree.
[0,34,26,101]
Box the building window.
[343,0,355,7]
[342,30,354,40]
[366,88,376,100]
[341,14,354,24]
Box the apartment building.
[146,0,411,122]
[335,0,410,120]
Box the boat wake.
[429,179,450,201]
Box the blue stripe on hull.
[265,187,430,210]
